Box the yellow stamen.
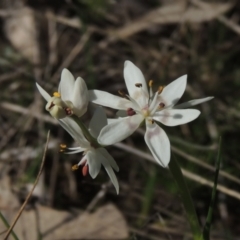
[158,86,164,94]
[72,164,79,171]
[53,92,61,97]
[148,80,153,87]
[60,144,67,149]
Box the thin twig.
[114,142,240,201]
[3,131,50,240]
[51,31,91,82]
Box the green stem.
[169,157,202,240]
[71,115,99,147]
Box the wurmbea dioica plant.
[59,108,120,193]
[36,61,214,240]
[89,61,213,167]
[36,69,119,193]
[36,68,89,118]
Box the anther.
[127,108,136,116]
[53,92,61,97]
[159,102,165,109]
[148,80,153,87]
[148,119,155,124]
[60,144,67,148]
[135,83,142,88]
[118,90,126,97]
[64,107,73,116]
[158,86,164,94]
[72,164,79,171]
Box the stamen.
[82,165,88,176]
[148,80,153,87]
[148,119,155,124]
[64,107,73,116]
[60,144,67,148]
[135,83,142,88]
[72,164,79,171]
[118,90,126,97]
[60,144,67,152]
[127,108,136,116]
[158,102,165,109]
[53,92,61,97]
[158,86,164,94]
[149,80,154,98]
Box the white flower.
[36,68,89,118]
[59,108,120,194]
[89,61,213,167]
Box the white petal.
[89,107,107,138]
[160,75,187,108]
[116,110,127,118]
[107,118,121,124]
[124,61,148,96]
[89,90,133,110]
[95,149,119,194]
[94,153,119,194]
[98,114,144,145]
[72,77,89,117]
[36,83,51,101]
[153,109,200,126]
[86,150,101,178]
[105,165,119,194]
[124,61,149,105]
[59,118,90,148]
[144,122,170,167]
[98,148,119,171]
[174,97,214,109]
[59,69,75,102]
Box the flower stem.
[168,156,203,240]
[70,115,100,147]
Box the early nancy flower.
[36,69,89,119]
[59,108,120,194]
[89,61,213,167]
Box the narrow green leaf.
[169,156,202,240]
[202,137,222,240]
[0,211,19,240]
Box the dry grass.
[0,0,240,239]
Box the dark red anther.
[48,102,55,110]
[127,108,136,116]
[159,102,165,108]
[135,83,142,88]
[64,107,73,116]
[82,165,88,176]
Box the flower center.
[141,108,150,118]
